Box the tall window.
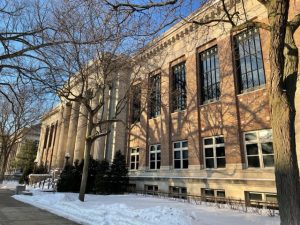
[149,144,161,170]
[173,141,188,169]
[203,136,225,169]
[199,46,220,103]
[130,148,139,170]
[131,84,141,123]
[244,130,274,168]
[172,63,187,112]
[149,74,161,118]
[234,28,265,92]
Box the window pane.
[217,158,226,168]
[157,144,161,150]
[150,162,156,169]
[266,194,277,203]
[206,158,214,168]
[245,132,257,141]
[205,148,214,157]
[247,156,260,167]
[217,190,225,197]
[157,153,161,160]
[182,160,188,168]
[131,156,135,162]
[204,138,213,145]
[130,163,135,170]
[150,146,155,151]
[174,160,181,169]
[182,150,188,159]
[263,155,274,167]
[157,161,161,169]
[182,141,188,148]
[216,136,224,144]
[205,189,214,196]
[259,130,272,140]
[262,142,273,154]
[174,142,180,149]
[174,151,181,159]
[216,147,225,157]
[246,144,259,155]
[150,153,155,160]
[249,193,263,201]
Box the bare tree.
[31,0,179,202]
[0,87,46,181]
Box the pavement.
[0,189,79,225]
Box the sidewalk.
[0,189,79,225]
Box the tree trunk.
[268,1,300,224]
[79,111,93,202]
[0,156,8,181]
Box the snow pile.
[13,191,280,225]
[0,180,19,190]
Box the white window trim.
[203,136,225,169]
[247,191,277,203]
[173,140,188,169]
[244,129,273,169]
[149,144,161,170]
[130,147,139,171]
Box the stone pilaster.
[65,101,80,163]
[51,107,64,169]
[55,103,72,168]
[73,103,88,162]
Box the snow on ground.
[13,190,280,225]
[0,180,19,190]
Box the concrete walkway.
[0,189,79,225]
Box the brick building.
[127,0,300,204]
[34,0,300,204]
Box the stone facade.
[127,0,300,202]
[36,68,130,170]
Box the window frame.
[171,62,187,112]
[169,186,187,199]
[244,129,274,168]
[173,140,188,169]
[130,147,140,170]
[149,144,161,170]
[202,188,226,202]
[246,191,278,209]
[148,74,161,118]
[234,28,266,93]
[203,136,226,169]
[199,46,221,104]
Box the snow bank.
[13,191,280,225]
[0,180,19,190]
